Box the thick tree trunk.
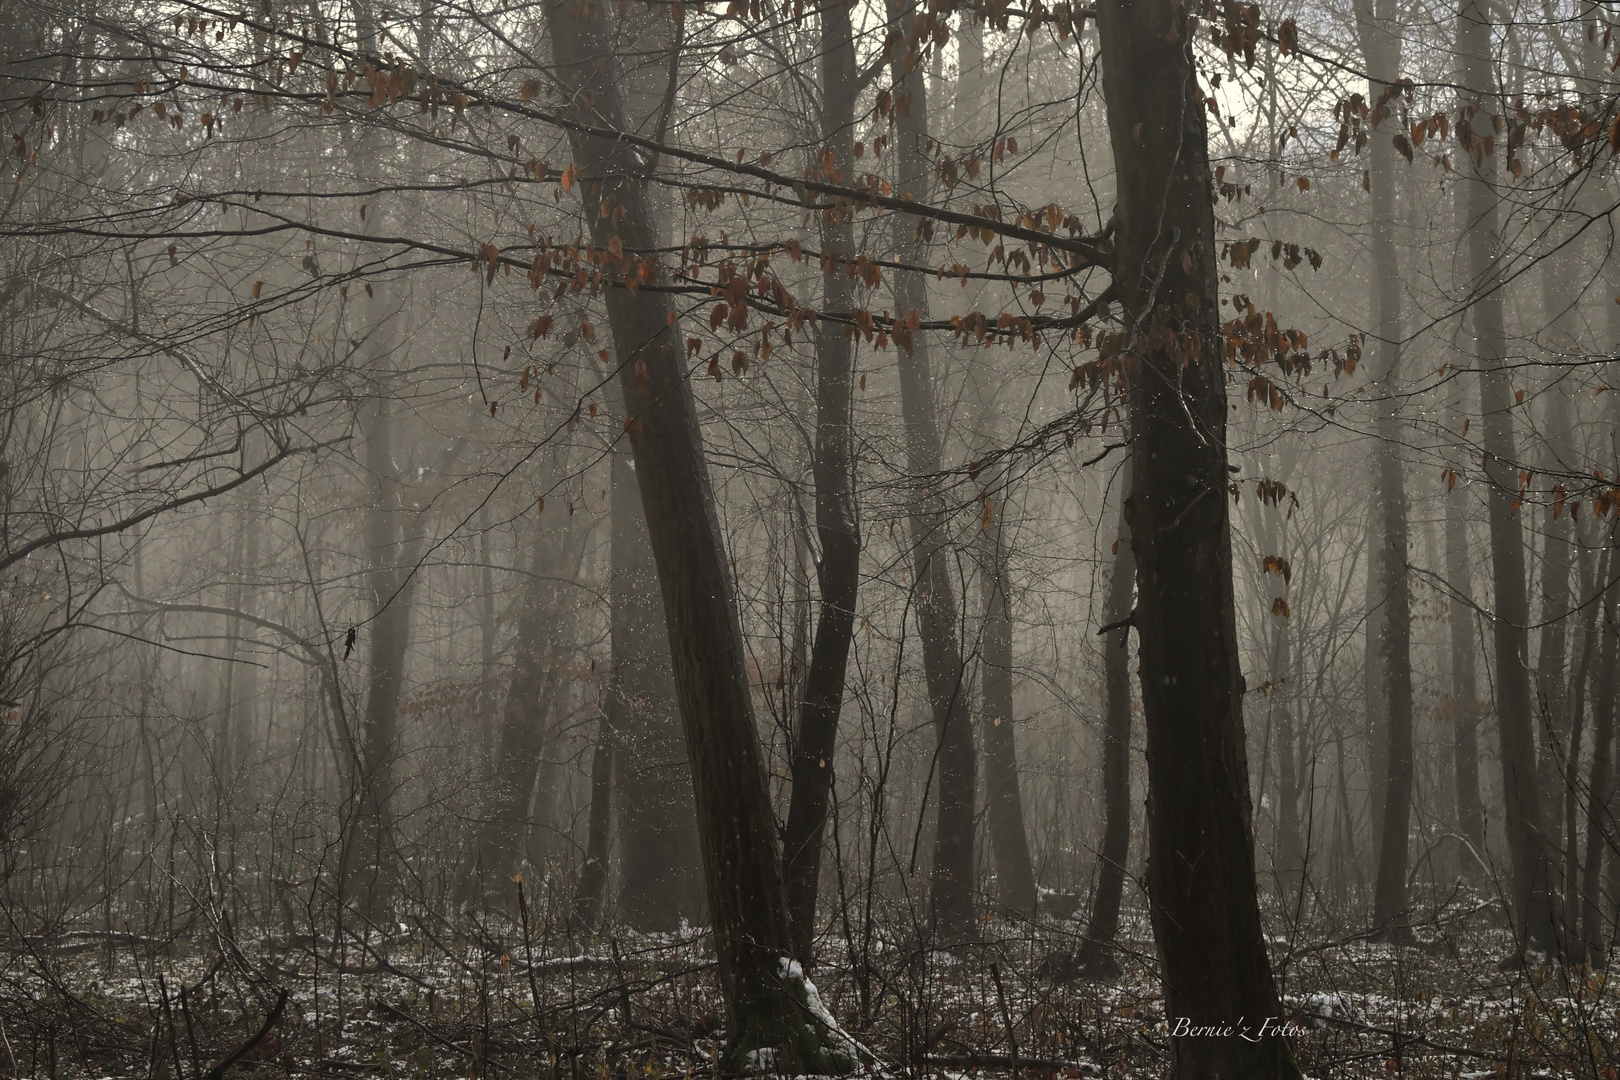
[1077,457,1134,973]
[1095,2,1301,1074]
[1458,0,1559,958]
[884,0,976,940]
[542,1,854,1065]
[610,448,703,930]
[780,0,863,960]
[1355,0,1414,943]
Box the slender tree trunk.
[1095,2,1302,1074]
[610,448,703,930]
[1354,0,1415,943]
[1580,568,1618,966]
[1565,543,1607,926]
[1458,0,1559,958]
[572,712,614,929]
[1077,457,1134,973]
[477,526,571,883]
[542,1,854,1063]
[780,0,863,960]
[981,512,1037,915]
[884,0,976,940]
[1446,375,1487,875]
[357,391,414,911]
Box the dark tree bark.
[1354,0,1415,944]
[541,0,855,1064]
[1458,0,1559,958]
[780,0,863,961]
[1076,457,1134,974]
[883,0,977,940]
[609,448,703,931]
[1094,2,1301,1074]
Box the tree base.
[726,958,861,1076]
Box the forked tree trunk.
[1094,2,1301,1074]
[1458,0,1559,958]
[781,0,863,960]
[541,0,854,1065]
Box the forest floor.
[1,889,1616,1080]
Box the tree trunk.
[884,0,977,940]
[542,1,855,1064]
[1579,548,1619,966]
[1458,0,1559,958]
[356,391,415,911]
[610,448,703,930]
[1445,375,1487,875]
[981,514,1037,915]
[1354,0,1414,944]
[1094,2,1302,1074]
[780,0,863,960]
[572,712,614,930]
[476,525,573,884]
[1077,456,1134,973]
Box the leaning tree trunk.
[609,447,703,931]
[1076,455,1134,974]
[540,0,854,1066]
[1458,0,1559,958]
[780,0,863,960]
[1095,1,1301,1074]
[1354,0,1415,944]
[884,0,977,941]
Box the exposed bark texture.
[542,0,853,1065]
[1094,1,1301,1074]
[1076,457,1134,973]
[780,0,863,960]
[884,0,976,941]
[1458,0,1559,958]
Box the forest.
[1,0,1618,1075]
